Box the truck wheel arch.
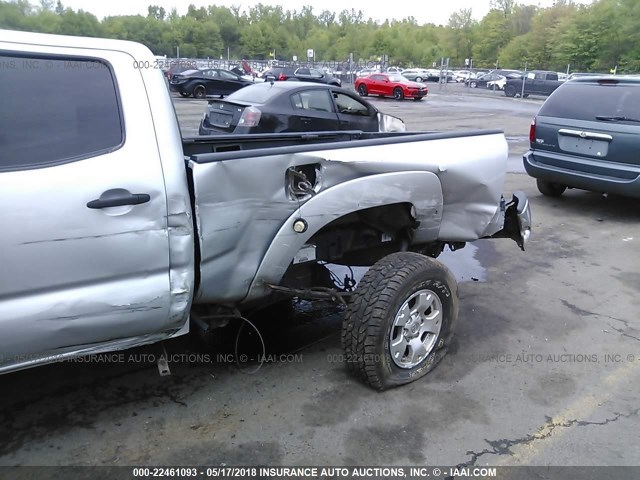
[244,171,444,302]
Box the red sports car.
[355,73,428,101]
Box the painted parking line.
[496,358,639,466]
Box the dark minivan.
[524,76,640,198]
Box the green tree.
[473,10,511,66]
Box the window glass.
[219,70,237,80]
[333,92,370,116]
[539,82,640,122]
[293,90,333,112]
[228,83,281,103]
[0,55,123,170]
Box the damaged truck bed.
[0,30,531,389]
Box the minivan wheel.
[342,252,459,390]
[537,179,567,197]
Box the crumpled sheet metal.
[190,131,508,304]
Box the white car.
[454,70,476,82]
[487,75,507,90]
[356,68,380,77]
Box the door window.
[333,92,370,116]
[219,70,238,80]
[0,54,123,170]
[291,90,334,112]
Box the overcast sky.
[60,0,594,26]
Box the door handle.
[87,193,151,209]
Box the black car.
[163,60,199,81]
[467,70,521,88]
[524,76,640,198]
[198,81,404,135]
[262,67,341,87]
[169,68,253,99]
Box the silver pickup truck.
[0,30,531,390]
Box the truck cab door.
[0,48,173,369]
[544,74,559,95]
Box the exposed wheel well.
[279,203,446,291]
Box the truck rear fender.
[244,171,443,302]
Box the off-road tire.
[341,252,459,390]
[537,179,567,197]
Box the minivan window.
[0,54,123,170]
[539,82,640,123]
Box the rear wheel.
[415,77,423,82]
[342,252,458,390]
[537,179,567,197]
[393,87,404,100]
[193,85,207,99]
[358,84,368,96]
[504,85,517,97]
[470,81,477,88]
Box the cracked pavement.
[1,89,639,469]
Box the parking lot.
[1,83,639,469]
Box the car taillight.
[278,73,287,81]
[238,106,262,127]
[529,117,536,143]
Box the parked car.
[199,81,405,135]
[1,29,531,389]
[401,68,431,82]
[164,61,198,81]
[467,72,503,88]
[383,66,404,74]
[486,75,507,90]
[467,70,521,89]
[454,70,476,82]
[263,67,341,86]
[356,67,381,77]
[504,70,562,98]
[355,73,428,101]
[169,68,253,99]
[524,76,640,198]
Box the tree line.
[1,0,638,72]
